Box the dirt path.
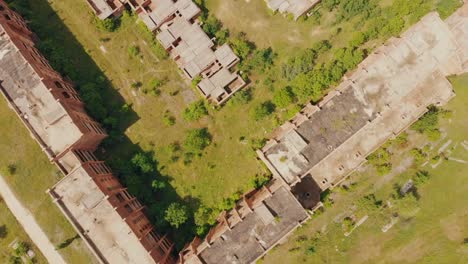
[0,175,66,264]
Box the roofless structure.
[0,2,174,263]
[88,0,246,105]
[258,7,468,192]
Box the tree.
[273,87,295,108]
[250,101,275,121]
[183,100,208,121]
[243,48,276,73]
[131,152,154,174]
[229,32,254,60]
[184,128,212,153]
[215,29,229,45]
[165,203,188,228]
[202,15,222,37]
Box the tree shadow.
[9,0,198,251]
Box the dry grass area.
[0,199,47,263]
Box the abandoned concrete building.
[264,0,321,20]
[86,0,126,20]
[258,8,468,195]
[0,2,175,264]
[88,0,246,105]
[178,178,321,264]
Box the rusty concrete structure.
[87,0,247,105]
[265,0,321,20]
[178,178,318,264]
[258,8,468,194]
[0,2,174,263]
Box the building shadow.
[10,0,196,251]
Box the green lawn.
[3,0,461,248]
[0,99,97,263]
[260,73,468,264]
[0,200,47,263]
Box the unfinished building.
[265,0,321,20]
[178,178,318,264]
[258,8,468,193]
[0,2,174,263]
[88,0,246,105]
[86,0,126,20]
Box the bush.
[128,45,140,58]
[410,148,427,164]
[131,152,154,174]
[367,147,392,176]
[94,17,119,32]
[184,128,212,153]
[183,100,208,121]
[191,75,202,88]
[7,164,17,175]
[163,111,176,126]
[250,174,271,189]
[413,170,430,186]
[229,32,254,60]
[242,47,276,73]
[437,0,463,19]
[202,15,222,37]
[349,32,367,47]
[411,105,442,141]
[250,101,275,121]
[165,203,188,228]
[215,29,229,45]
[229,89,252,106]
[273,87,295,108]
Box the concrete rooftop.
[0,26,82,157]
[49,163,156,264]
[198,186,308,264]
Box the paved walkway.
[0,175,66,264]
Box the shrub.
[94,17,119,32]
[6,164,17,175]
[128,45,140,58]
[215,29,229,45]
[436,0,463,19]
[131,152,154,174]
[163,111,176,126]
[165,203,188,228]
[229,32,254,60]
[273,87,295,108]
[183,100,208,121]
[413,170,430,186]
[191,75,202,87]
[229,89,252,106]
[250,174,271,189]
[367,147,392,176]
[184,128,212,153]
[250,101,275,121]
[14,241,29,256]
[349,32,367,47]
[202,15,222,37]
[151,179,167,190]
[410,148,427,164]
